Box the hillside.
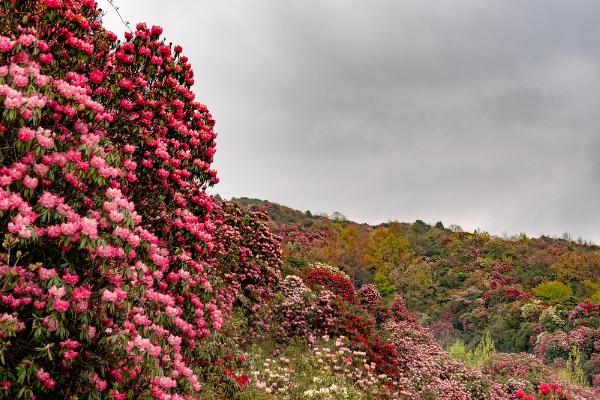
[0,2,598,399]
[232,197,600,391]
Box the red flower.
[44,0,63,8]
[150,25,163,36]
[303,268,356,302]
[539,382,551,395]
[119,78,133,91]
[89,69,104,84]
[38,53,53,65]
[234,373,249,388]
[515,389,525,398]
[119,99,134,111]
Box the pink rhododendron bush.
[0,0,283,398]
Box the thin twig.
[102,0,133,32]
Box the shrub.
[485,352,551,386]
[533,281,574,302]
[534,331,570,362]
[303,267,356,302]
[0,1,280,398]
[556,346,589,387]
[372,271,396,300]
[449,331,495,368]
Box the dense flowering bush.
[535,332,570,362]
[485,352,552,386]
[568,303,600,321]
[539,306,567,332]
[270,275,337,341]
[2,2,599,400]
[0,1,280,398]
[358,284,391,324]
[303,265,356,302]
[212,201,282,308]
[430,320,456,347]
[307,262,351,281]
[383,319,511,399]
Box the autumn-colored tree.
[365,223,414,274]
[365,223,414,298]
[551,251,600,284]
[307,224,371,284]
[388,259,433,309]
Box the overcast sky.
[102,1,600,242]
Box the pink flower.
[102,289,117,303]
[109,210,124,223]
[119,99,134,111]
[36,133,54,149]
[38,192,59,208]
[23,176,38,189]
[13,75,29,87]
[62,272,79,285]
[111,391,127,400]
[37,40,49,52]
[17,127,35,142]
[17,34,36,47]
[48,285,66,298]
[39,53,54,65]
[34,163,49,176]
[81,217,98,239]
[539,382,551,395]
[53,298,69,313]
[119,78,133,91]
[63,349,78,361]
[89,372,107,392]
[44,0,63,9]
[89,69,104,85]
[36,368,55,389]
[151,25,163,36]
[43,316,58,331]
[0,36,13,52]
[38,267,57,280]
[60,338,80,350]
[71,287,92,302]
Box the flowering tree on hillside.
[0,1,281,398]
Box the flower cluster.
[515,382,572,400]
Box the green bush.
[449,332,496,368]
[532,281,573,302]
[373,271,397,300]
[556,347,589,387]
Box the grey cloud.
[101,0,600,242]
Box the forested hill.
[232,196,600,376]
